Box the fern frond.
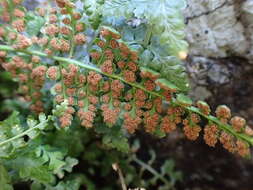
[102,0,188,57]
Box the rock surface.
[184,0,253,62]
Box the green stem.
[69,17,76,58]
[67,7,76,58]
[7,0,14,23]
[113,163,127,190]
[0,119,48,147]
[132,155,173,189]
[0,45,253,146]
[59,64,67,99]
[143,24,153,47]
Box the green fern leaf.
[102,0,188,57]
[0,165,13,190]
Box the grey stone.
[184,0,253,62]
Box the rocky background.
[20,0,253,189]
[170,1,253,189]
[185,0,253,125]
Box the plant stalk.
[113,163,127,190]
[143,24,153,47]
[0,119,48,147]
[132,155,173,189]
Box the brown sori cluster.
[219,131,236,153]
[50,63,102,128]
[215,105,231,124]
[0,0,88,114]
[143,112,160,133]
[220,131,251,157]
[161,116,176,133]
[0,1,25,32]
[123,112,142,134]
[230,116,246,132]
[183,114,201,141]
[1,1,89,124]
[31,0,86,55]
[195,103,252,156]
[78,108,96,128]
[52,64,86,127]
[101,104,120,126]
[194,101,252,156]
[215,105,250,155]
[92,28,138,83]
[204,124,219,147]
[100,79,124,126]
[74,33,86,45]
[197,101,211,115]
[28,65,47,113]
[51,69,86,128]
[77,71,101,128]
[0,1,10,23]
[161,107,184,133]
[59,106,75,128]
[13,34,32,49]
[47,66,59,80]
[55,68,101,128]
[1,55,46,114]
[236,140,250,157]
